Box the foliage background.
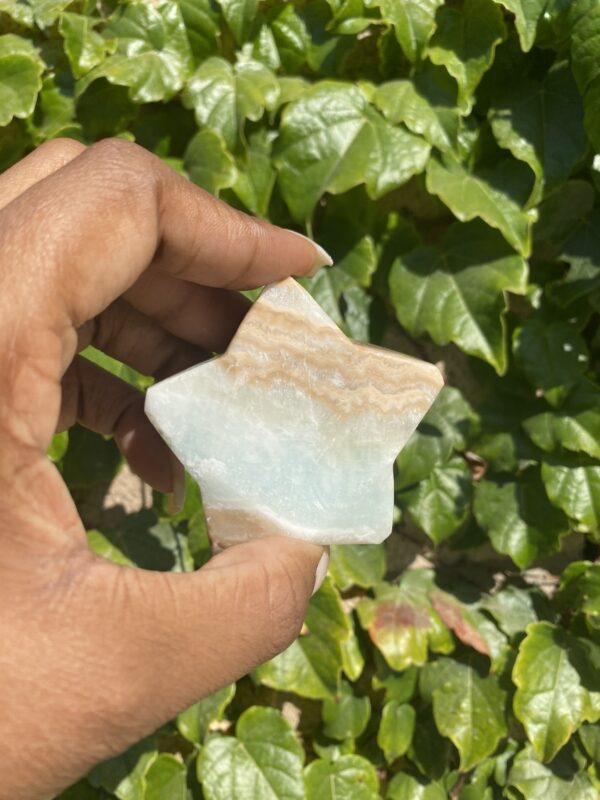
[3,0,600,796]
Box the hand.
[0,139,330,799]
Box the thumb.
[97,536,327,732]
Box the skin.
[0,138,326,799]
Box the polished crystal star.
[145,278,443,547]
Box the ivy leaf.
[77,2,193,103]
[507,744,599,799]
[579,723,600,761]
[0,34,44,128]
[513,622,600,762]
[492,0,548,50]
[400,456,472,545]
[375,0,443,62]
[233,129,276,217]
[489,63,587,204]
[425,658,507,771]
[390,220,528,374]
[177,684,236,744]
[329,543,386,590]
[254,578,348,700]
[357,571,453,671]
[474,469,569,568]
[386,773,447,800]
[145,755,187,800]
[377,701,416,764]
[372,656,418,705]
[430,590,497,657]
[197,707,304,800]
[396,387,476,489]
[322,680,371,741]
[276,83,430,221]
[513,316,588,406]
[183,128,237,196]
[182,56,279,150]
[523,379,600,460]
[87,530,134,567]
[88,738,157,800]
[216,0,257,46]
[373,63,460,152]
[427,0,506,113]
[304,755,380,800]
[59,12,110,79]
[550,209,600,306]
[542,460,600,531]
[426,156,534,257]
[480,585,544,639]
[556,561,600,621]
[179,0,220,60]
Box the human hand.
[0,139,330,799]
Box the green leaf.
[48,430,68,463]
[390,220,528,373]
[276,83,430,221]
[329,543,386,590]
[233,129,277,217]
[197,707,304,800]
[183,128,237,196]
[357,571,453,671]
[556,561,600,620]
[372,657,418,705]
[177,684,236,744]
[88,738,156,800]
[508,744,598,799]
[480,585,544,639]
[304,755,380,800]
[376,0,443,62]
[542,460,600,531]
[569,0,600,95]
[425,658,507,771]
[579,722,600,761]
[182,56,279,150]
[145,755,187,800]
[550,209,600,306]
[59,12,110,79]
[270,4,310,72]
[386,773,447,800]
[523,379,600,460]
[426,156,534,257]
[489,63,587,204]
[396,387,476,489]
[0,34,44,127]
[513,316,588,405]
[377,701,415,764]
[78,2,193,103]
[254,578,347,700]
[474,469,569,568]
[513,622,600,762]
[62,425,121,490]
[400,456,472,544]
[492,0,548,50]
[87,530,134,567]
[322,680,371,741]
[373,63,460,152]
[179,0,220,60]
[427,0,506,113]
[216,0,257,45]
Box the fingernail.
[167,456,186,515]
[286,230,333,277]
[312,548,330,596]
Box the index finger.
[0,138,331,453]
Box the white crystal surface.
[145,278,443,547]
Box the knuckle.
[35,137,86,166]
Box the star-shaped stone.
[145,278,443,547]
